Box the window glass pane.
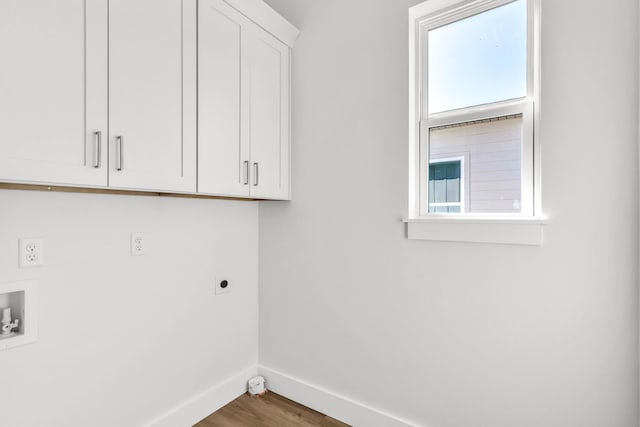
[427,0,527,113]
[428,180,435,203]
[428,161,462,213]
[433,179,447,203]
[446,178,460,201]
[446,163,460,180]
[429,116,522,214]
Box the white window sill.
[404,217,546,246]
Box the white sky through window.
[427,0,527,114]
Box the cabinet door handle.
[93,131,102,168]
[243,160,250,185]
[116,136,124,171]
[253,162,259,186]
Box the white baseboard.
[259,365,421,427]
[142,365,258,427]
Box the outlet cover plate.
[19,238,44,268]
[131,232,146,256]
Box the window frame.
[409,0,541,221]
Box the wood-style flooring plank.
[194,392,350,427]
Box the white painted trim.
[410,0,513,27]
[141,365,257,427]
[406,218,544,245]
[259,365,423,427]
[404,216,545,224]
[223,0,299,47]
[423,99,530,129]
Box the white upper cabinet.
[244,26,290,200]
[198,0,293,200]
[108,0,197,192]
[0,0,108,187]
[0,0,297,198]
[198,0,250,197]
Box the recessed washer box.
[0,280,37,351]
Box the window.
[409,0,540,221]
[429,159,463,213]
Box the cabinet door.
[0,0,108,186]
[108,0,196,192]
[198,0,250,197]
[245,27,291,200]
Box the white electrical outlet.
[215,277,231,295]
[19,238,44,268]
[130,232,146,256]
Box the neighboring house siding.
[430,116,522,213]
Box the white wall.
[259,1,639,426]
[0,190,258,427]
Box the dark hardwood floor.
[194,392,350,427]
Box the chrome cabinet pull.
[253,162,259,186]
[243,160,250,185]
[93,131,102,168]
[116,136,124,171]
